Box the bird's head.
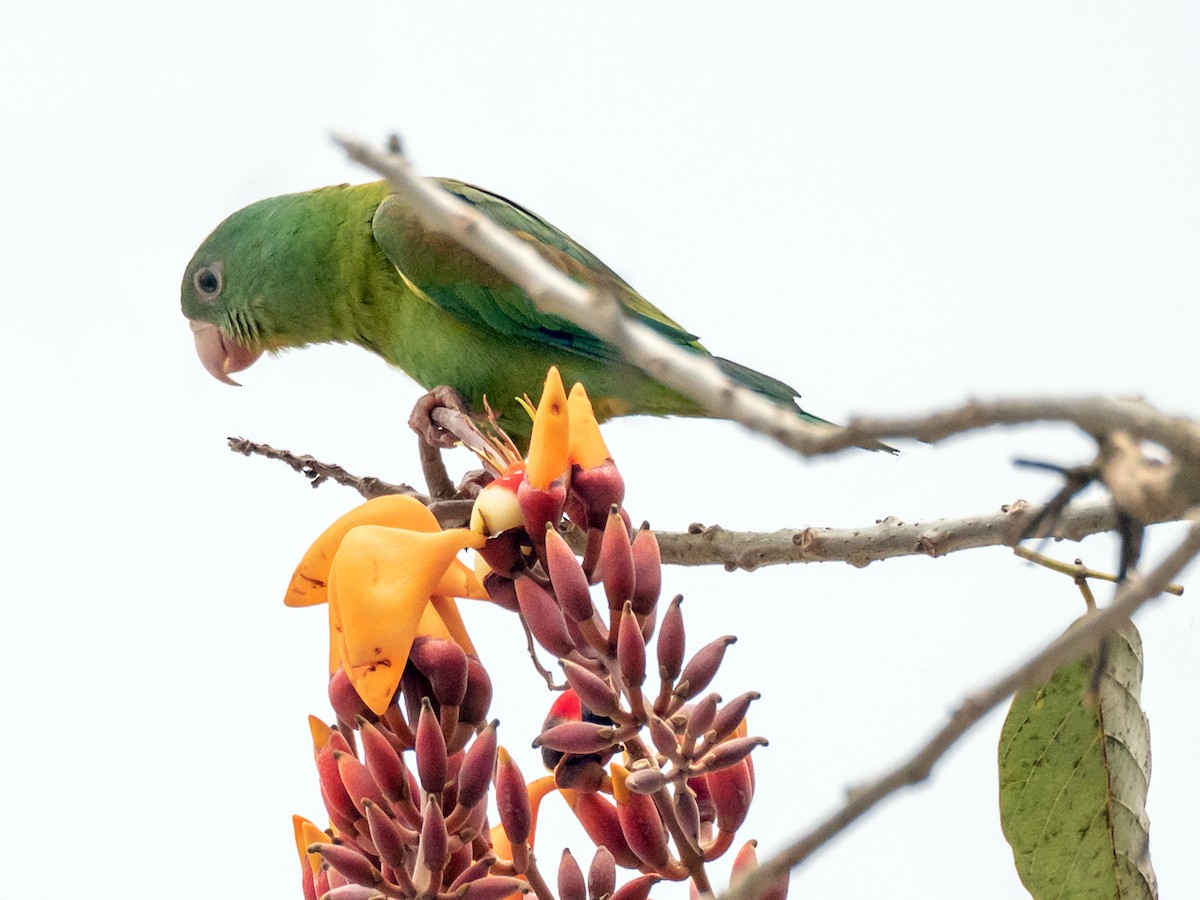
[181,187,369,385]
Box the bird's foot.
[455,468,495,500]
[409,385,470,449]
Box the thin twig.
[1012,546,1185,596]
[721,513,1200,900]
[227,437,427,500]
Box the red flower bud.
[611,764,670,871]
[357,718,409,805]
[515,575,577,658]
[630,525,661,618]
[334,750,387,817]
[675,636,736,701]
[708,692,760,746]
[655,596,686,687]
[588,847,616,900]
[545,526,595,623]
[309,841,381,886]
[609,874,661,900]
[617,601,647,689]
[455,720,498,812]
[534,720,618,756]
[416,697,449,795]
[599,507,635,612]
[494,747,532,846]
[410,637,469,707]
[558,848,587,900]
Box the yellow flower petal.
[428,595,478,656]
[567,382,611,470]
[285,495,440,607]
[525,367,570,490]
[330,526,485,715]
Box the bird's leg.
[417,436,457,501]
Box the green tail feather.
[713,356,896,452]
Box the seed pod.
[629,525,661,618]
[558,849,587,900]
[455,720,498,812]
[588,847,616,900]
[534,720,618,756]
[309,841,381,886]
[416,698,449,794]
[545,525,595,622]
[410,637,469,707]
[610,764,670,871]
[707,692,760,746]
[675,636,736,701]
[656,596,685,686]
[334,750,387,817]
[494,747,532,845]
[515,575,577,658]
[598,507,635,612]
[617,602,647,689]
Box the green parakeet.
[181,179,841,445]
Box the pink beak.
[190,320,264,386]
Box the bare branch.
[227,436,1182,568]
[722,512,1200,900]
[228,437,426,500]
[655,496,1171,571]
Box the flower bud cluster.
[292,368,773,900]
[470,369,771,894]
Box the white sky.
[3,3,1199,898]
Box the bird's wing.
[370,178,703,362]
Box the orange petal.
[567,382,611,470]
[285,495,440,607]
[525,368,570,490]
[330,526,485,714]
[292,814,329,876]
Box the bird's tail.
[713,356,896,453]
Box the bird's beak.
[189,320,263,386]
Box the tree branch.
[721,512,1200,900]
[227,436,1180,569]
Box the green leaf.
[998,619,1156,899]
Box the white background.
[2,4,1198,897]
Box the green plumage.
[181,179,831,443]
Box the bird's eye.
[193,264,223,301]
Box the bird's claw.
[409,385,470,449]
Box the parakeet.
[181,179,840,446]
